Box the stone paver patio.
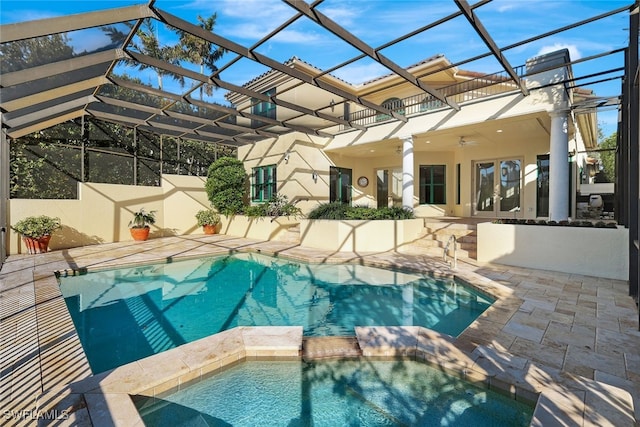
[1,234,638,425]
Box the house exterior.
[229,49,599,222]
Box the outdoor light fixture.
[396,146,402,155]
[312,170,318,182]
[283,151,290,163]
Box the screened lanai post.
[133,127,138,186]
[401,135,415,212]
[0,124,8,266]
[625,1,640,314]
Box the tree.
[128,19,184,90]
[205,157,248,215]
[599,132,617,183]
[0,34,73,72]
[173,14,227,100]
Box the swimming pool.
[59,252,493,373]
[135,359,533,426]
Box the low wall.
[299,218,424,253]
[220,215,300,241]
[477,223,628,280]
[7,174,210,254]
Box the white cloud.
[537,43,582,61]
[331,62,388,86]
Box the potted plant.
[196,209,221,234]
[128,208,156,241]
[11,215,61,254]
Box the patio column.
[548,110,569,221]
[401,135,414,211]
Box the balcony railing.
[341,64,527,131]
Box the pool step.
[401,221,478,259]
[302,336,362,361]
[277,224,301,244]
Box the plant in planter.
[196,209,221,234]
[11,215,61,254]
[128,208,156,241]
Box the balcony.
[341,64,527,131]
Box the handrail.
[443,234,457,270]
[341,64,527,130]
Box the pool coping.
[36,325,634,426]
[11,238,635,426]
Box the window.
[419,165,446,204]
[252,164,277,202]
[329,166,352,204]
[251,88,276,128]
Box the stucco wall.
[477,222,628,280]
[299,218,424,252]
[7,174,210,254]
[220,215,299,241]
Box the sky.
[0,0,634,137]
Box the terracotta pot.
[22,235,51,254]
[203,224,218,235]
[130,227,150,241]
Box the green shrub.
[307,203,415,220]
[195,209,221,226]
[205,157,248,216]
[12,215,61,238]
[377,206,416,220]
[244,195,302,219]
[306,202,350,219]
[128,208,156,229]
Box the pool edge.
[40,325,634,426]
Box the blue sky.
[1,0,633,137]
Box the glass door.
[536,155,549,217]
[376,170,388,208]
[474,159,522,217]
[330,166,352,204]
[475,162,495,215]
[376,168,402,207]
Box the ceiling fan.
[458,136,479,147]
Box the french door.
[473,158,522,217]
[330,166,352,204]
[376,168,402,208]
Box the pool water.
[135,359,534,426]
[59,253,493,373]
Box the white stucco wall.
[299,218,424,252]
[8,174,210,254]
[477,222,628,280]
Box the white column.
[548,110,569,221]
[401,135,414,211]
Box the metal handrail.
[443,234,457,270]
[341,64,527,130]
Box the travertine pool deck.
[1,234,638,426]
